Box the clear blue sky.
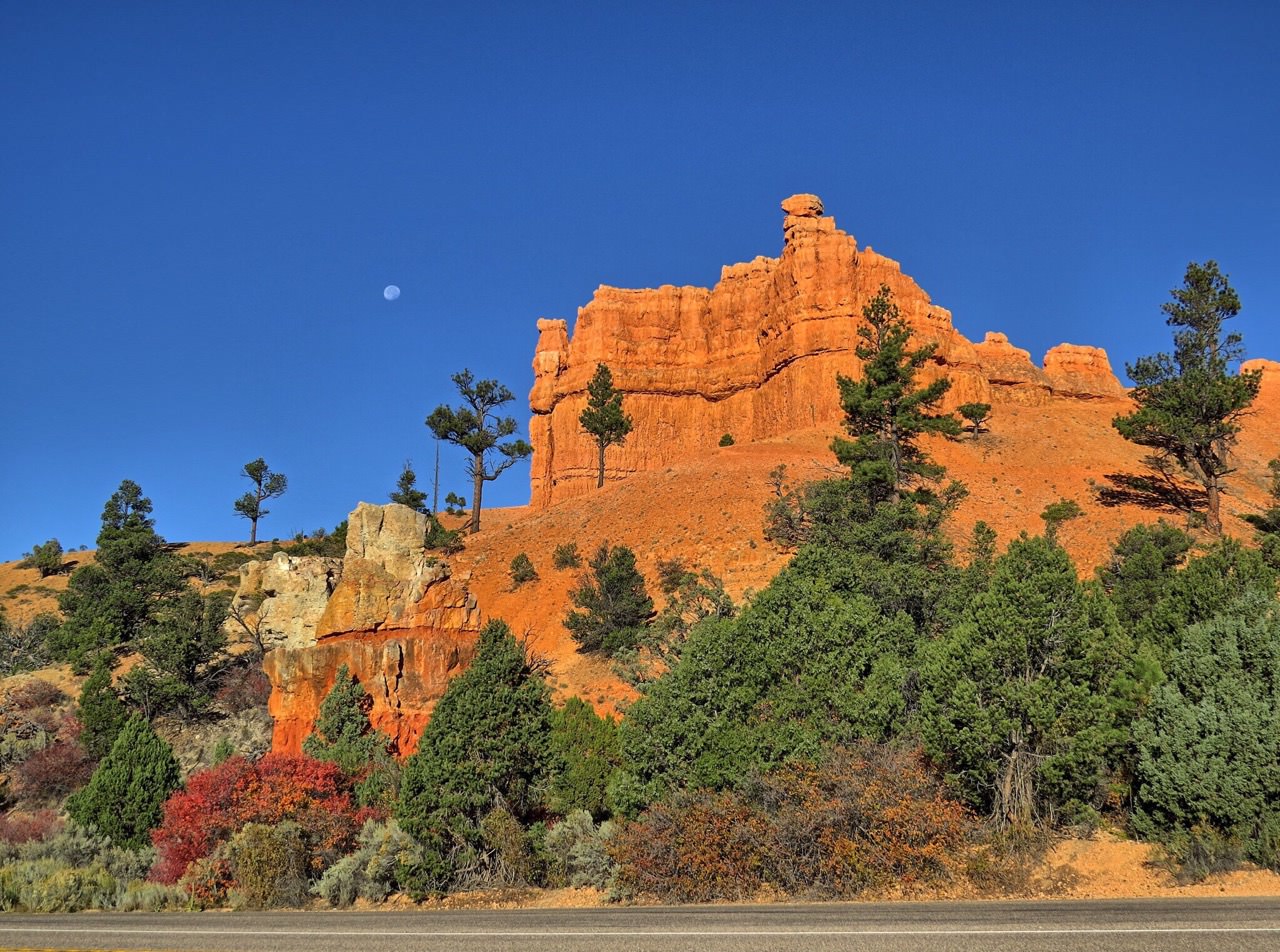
[2,2,1278,559]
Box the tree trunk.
[1205,480,1222,536]
[470,460,484,534]
[249,519,257,545]
[597,441,606,488]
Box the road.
[0,898,1277,952]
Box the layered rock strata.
[529,194,1126,506]
[251,503,481,755]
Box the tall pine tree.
[1113,261,1260,535]
[579,363,633,488]
[832,284,960,504]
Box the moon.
[383,285,401,301]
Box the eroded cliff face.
[529,194,1126,506]
[252,503,481,756]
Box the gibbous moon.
[383,285,401,301]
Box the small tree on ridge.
[427,370,532,534]
[235,458,288,545]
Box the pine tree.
[563,544,654,655]
[303,664,398,807]
[1113,261,1260,535]
[956,402,992,440]
[1133,595,1280,873]
[579,363,633,488]
[66,714,181,849]
[78,656,128,759]
[390,460,429,513]
[832,284,961,504]
[234,458,288,545]
[131,589,230,716]
[426,370,532,534]
[917,536,1128,828]
[396,620,552,894]
[52,480,185,669]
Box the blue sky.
[2,1,1278,559]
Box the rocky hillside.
[9,192,1280,759]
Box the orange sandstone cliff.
[529,194,1126,506]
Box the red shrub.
[611,790,771,902]
[214,668,271,713]
[613,744,976,902]
[0,809,62,845]
[151,753,373,884]
[7,679,66,712]
[12,723,95,801]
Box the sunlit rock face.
[528,194,1124,506]
[252,503,481,756]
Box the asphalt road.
[1,898,1278,952]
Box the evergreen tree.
[78,655,128,759]
[303,664,398,807]
[1133,595,1280,873]
[548,697,621,820]
[831,284,961,504]
[390,460,429,513]
[426,370,532,534]
[1095,521,1193,636]
[917,536,1129,828]
[20,538,64,577]
[52,480,185,669]
[396,620,552,894]
[564,544,654,655]
[66,714,181,849]
[131,589,230,716]
[956,402,992,440]
[1113,261,1260,535]
[1134,537,1276,658]
[234,458,288,545]
[579,363,633,488]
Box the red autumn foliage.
[11,716,94,801]
[0,809,62,845]
[150,753,376,884]
[612,744,976,902]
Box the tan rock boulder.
[227,551,341,651]
[781,193,824,217]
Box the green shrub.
[313,818,423,907]
[115,881,186,911]
[718,433,735,447]
[509,553,538,588]
[564,544,653,655]
[552,542,581,570]
[20,539,65,578]
[1133,596,1280,876]
[0,859,117,912]
[545,811,616,889]
[549,697,621,819]
[227,822,310,909]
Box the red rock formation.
[529,194,1125,506]
[260,503,481,756]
